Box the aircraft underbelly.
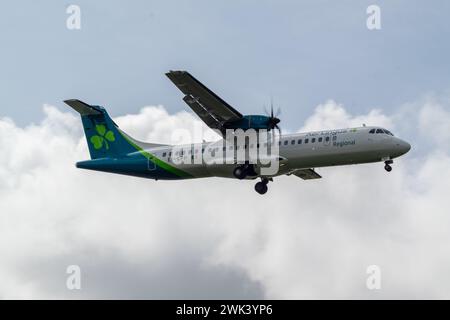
[175,163,210,178]
[287,149,382,169]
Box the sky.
[1,1,450,299]
[2,0,450,126]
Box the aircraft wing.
[166,70,243,135]
[291,168,322,180]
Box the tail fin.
[64,99,137,159]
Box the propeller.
[264,99,282,139]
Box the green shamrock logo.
[90,124,115,150]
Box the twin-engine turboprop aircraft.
[65,70,411,194]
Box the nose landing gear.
[384,159,393,172]
[254,178,270,195]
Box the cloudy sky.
[1,1,450,299]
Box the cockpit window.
[369,128,394,135]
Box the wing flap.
[166,71,243,132]
[182,95,222,129]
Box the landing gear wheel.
[254,181,268,195]
[384,160,393,172]
[233,166,247,180]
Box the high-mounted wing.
[291,168,322,180]
[166,70,243,134]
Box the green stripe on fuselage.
[119,131,193,179]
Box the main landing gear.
[233,165,272,195]
[384,159,393,172]
[233,164,257,180]
[254,178,271,195]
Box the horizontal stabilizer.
[64,99,103,115]
[291,168,322,180]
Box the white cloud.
[0,98,449,299]
[114,105,220,145]
[299,100,393,132]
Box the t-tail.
[64,99,138,160]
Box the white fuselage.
[142,126,411,179]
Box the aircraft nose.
[404,141,411,153]
[396,139,411,155]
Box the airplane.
[65,70,411,195]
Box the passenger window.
[311,138,316,143]
[298,139,302,144]
[162,152,166,157]
[325,136,330,142]
[291,140,295,145]
[332,136,337,141]
[369,129,375,134]
[318,137,323,142]
[376,129,383,134]
[305,138,309,144]
[284,140,288,145]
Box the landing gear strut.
[384,159,393,172]
[254,178,270,195]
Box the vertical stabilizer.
[64,99,136,159]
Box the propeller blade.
[263,105,270,117]
[263,98,282,131]
[275,124,281,137]
[275,106,281,117]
